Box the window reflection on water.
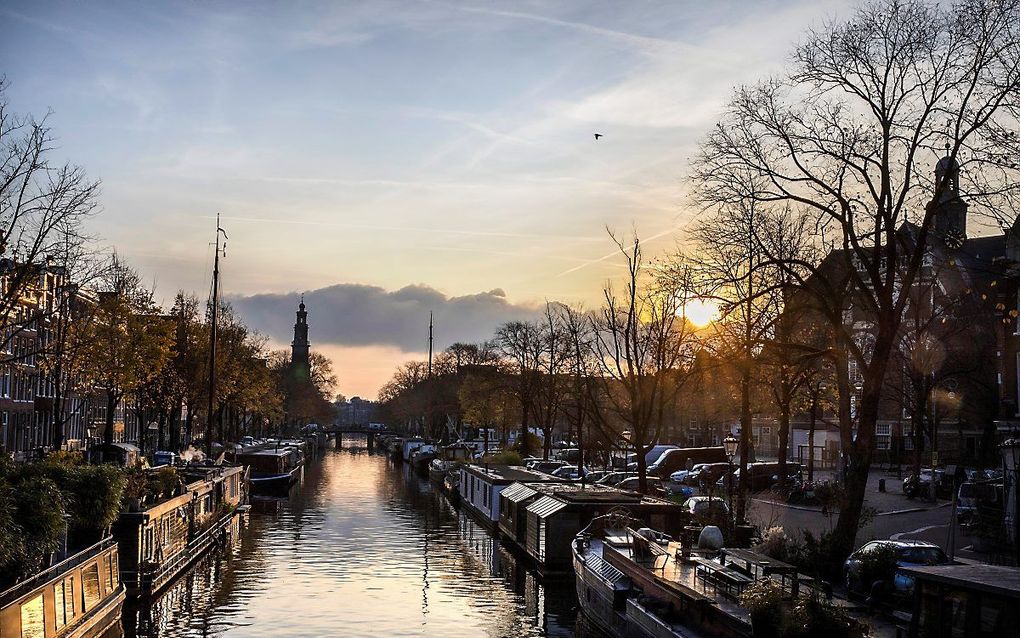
[124,442,587,638]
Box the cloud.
[229,282,546,352]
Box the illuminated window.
[82,562,101,611]
[62,575,76,625]
[20,594,44,638]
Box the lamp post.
[724,435,739,527]
[1001,435,1020,564]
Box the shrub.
[786,596,858,638]
[756,526,792,562]
[483,451,523,466]
[856,543,898,590]
[788,530,843,582]
[740,579,785,638]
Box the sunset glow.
[681,299,719,327]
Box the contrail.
[555,225,680,277]
[207,215,605,242]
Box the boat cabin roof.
[462,464,570,484]
[900,563,1020,598]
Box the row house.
[0,259,134,460]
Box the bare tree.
[692,0,1020,565]
[495,320,545,457]
[557,302,600,479]
[592,233,698,493]
[687,200,786,521]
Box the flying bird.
[594,133,603,140]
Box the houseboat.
[902,563,1020,637]
[113,464,248,598]
[499,483,684,575]
[572,515,752,638]
[0,538,125,638]
[427,443,474,484]
[235,446,303,494]
[386,437,405,460]
[401,438,427,463]
[458,464,570,531]
[409,444,437,473]
[442,468,462,504]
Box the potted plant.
[123,468,147,512]
[740,579,785,638]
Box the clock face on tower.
[945,230,965,250]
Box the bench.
[692,557,754,600]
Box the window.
[82,562,101,611]
[54,574,76,630]
[61,575,75,627]
[876,424,890,436]
[1015,295,1020,335]
[100,556,110,592]
[20,594,45,638]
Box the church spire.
[291,295,310,376]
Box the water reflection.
[124,438,580,637]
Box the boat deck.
[613,535,904,638]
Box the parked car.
[843,540,950,600]
[903,468,949,499]
[957,480,1003,525]
[717,462,802,492]
[528,460,567,475]
[551,465,587,480]
[615,476,665,496]
[595,471,636,486]
[647,447,729,479]
[680,496,730,519]
[669,464,705,484]
[555,448,581,463]
[585,470,613,484]
[667,464,709,493]
[684,462,731,488]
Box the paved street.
[742,468,973,555]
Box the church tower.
[933,150,968,248]
[291,296,310,377]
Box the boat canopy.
[501,482,538,504]
[527,495,568,519]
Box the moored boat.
[409,444,437,473]
[572,514,752,638]
[113,464,248,598]
[428,458,450,484]
[236,446,303,495]
[0,538,125,638]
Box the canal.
[123,438,590,637]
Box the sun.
[681,299,719,327]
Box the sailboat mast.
[427,311,433,378]
[206,214,227,457]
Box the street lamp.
[723,435,739,526]
[1001,435,1020,563]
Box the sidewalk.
[751,468,950,515]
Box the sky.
[1,0,852,398]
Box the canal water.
[123,438,590,638]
